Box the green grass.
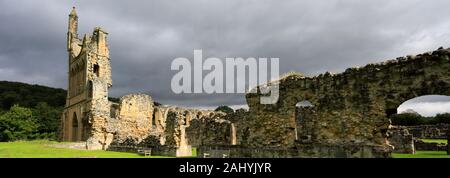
[0,140,171,158]
[392,151,450,158]
[420,139,448,144]
[192,147,197,157]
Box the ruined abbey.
[60,7,450,158]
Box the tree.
[0,105,38,141]
[390,113,425,126]
[430,113,450,124]
[215,105,234,114]
[1,91,21,110]
[32,102,62,134]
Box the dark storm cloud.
[1,0,450,108]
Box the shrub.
[0,105,38,141]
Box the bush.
[32,102,62,134]
[0,105,38,141]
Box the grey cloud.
[1,0,450,109]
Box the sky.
[1,0,450,115]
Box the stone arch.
[71,112,79,141]
[159,107,175,128]
[184,111,191,126]
[82,115,89,141]
[93,63,100,77]
[196,111,203,120]
[295,100,314,142]
[393,95,450,118]
[385,82,450,118]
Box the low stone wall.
[197,145,298,158]
[295,142,392,158]
[387,126,415,154]
[107,144,178,157]
[406,124,449,139]
[414,140,447,151]
[197,143,392,158]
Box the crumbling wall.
[163,110,192,156]
[240,47,450,157]
[405,124,449,139]
[111,94,154,144]
[387,126,415,154]
[186,112,232,147]
[85,79,113,150]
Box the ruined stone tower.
[61,7,112,147]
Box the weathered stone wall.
[111,94,154,144]
[405,124,449,139]
[225,109,253,146]
[241,47,450,157]
[414,140,447,151]
[186,112,232,147]
[197,144,389,158]
[387,126,415,154]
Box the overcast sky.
[1,0,450,115]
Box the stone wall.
[405,124,449,139]
[186,112,232,147]
[113,94,154,143]
[239,47,450,157]
[197,143,390,158]
[414,140,447,151]
[387,126,415,154]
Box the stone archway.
[72,112,78,141]
[184,111,191,126]
[397,95,450,117]
[295,100,314,141]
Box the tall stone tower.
[61,7,112,148]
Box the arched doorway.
[389,95,450,155]
[389,95,450,126]
[295,100,314,142]
[184,111,191,126]
[72,113,78,142]
[397,95,450,117]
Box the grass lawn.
[392,151,450,158]
[420,139,448,144]
[0,140,172,158]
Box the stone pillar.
[231,123,237,145]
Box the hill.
[0,81,66,111]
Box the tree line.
[0,81,66,141]
[0,81,160,142]
[390,112,450,126]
